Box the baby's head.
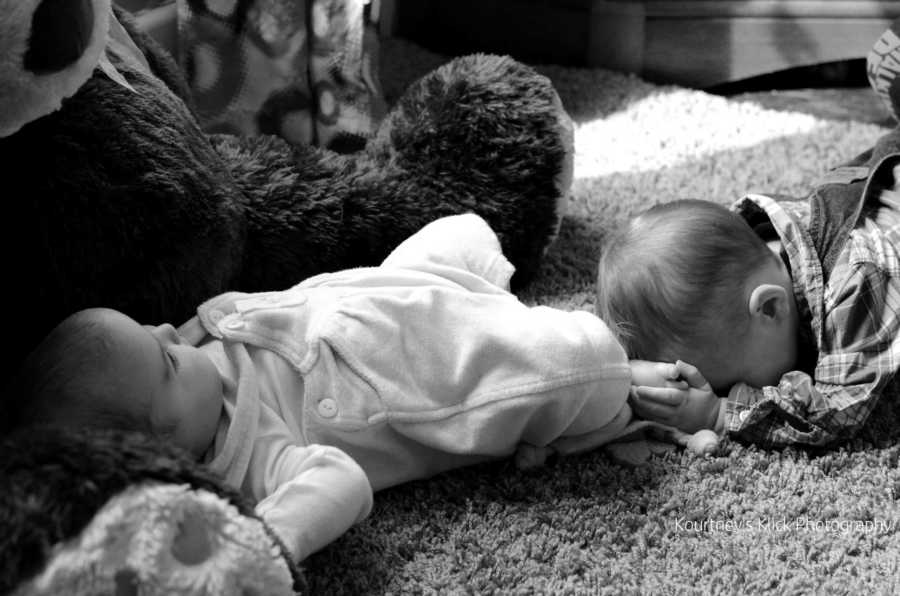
[6,308,223,457]
[596,199,799,392]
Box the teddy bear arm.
[1,64,247,360]
[1,427,306,595]
[367,54,574,286]
[219,132,522,290]
[217,54,574,291]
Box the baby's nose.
[155,323,182,345]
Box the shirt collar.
[733,194,825,351]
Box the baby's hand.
[630,360,722,433]
[629,359,689,389]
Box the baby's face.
[92,309,224,457]
[691,339,795,395]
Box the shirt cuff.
[482,251,516,290]
[713,398,728,434]
[723,383,760,433]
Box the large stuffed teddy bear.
[0,0,573,592]
[0,0,574,370]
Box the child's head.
[6,308,223,457]
[596,199,799,392]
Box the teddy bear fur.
[0,425,305,594]
[0,8,571,367]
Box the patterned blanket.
[176,0,385,151]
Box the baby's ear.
[748,284,789,320]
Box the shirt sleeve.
[363,307,632,460]
[254,444,373,562]
[724,259,897,447]
[380,213,516,289]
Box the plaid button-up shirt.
[724,180,900,447]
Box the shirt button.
[225,318,244,331]
[317,398,338,418]
[209,309,224,323]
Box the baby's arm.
[381,213,515,289]
[254,444,373,562]
[723,372,880,446]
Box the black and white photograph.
[3,1,900,593]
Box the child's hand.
[630,359,689,389]
[630,360,722,433]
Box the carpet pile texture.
[305,39,900,594]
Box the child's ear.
[748,284,789,320]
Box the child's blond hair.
[596,199,779,361]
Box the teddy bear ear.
[24,0,97,74]
[0,0,111,138]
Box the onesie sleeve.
[381,213,516,289]
[254,444,373,562]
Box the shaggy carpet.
[305,38,900,594]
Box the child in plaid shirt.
[595,19,900,448]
